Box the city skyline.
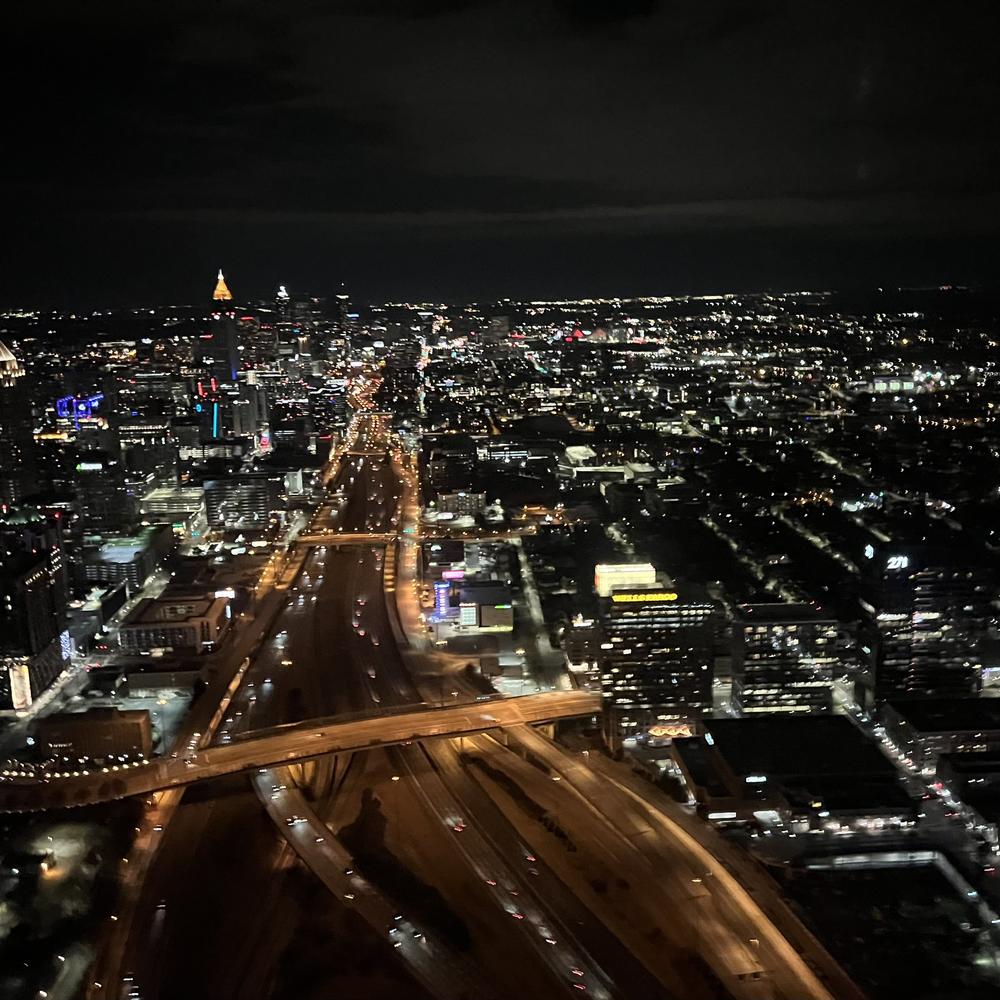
[3,3,1000,998]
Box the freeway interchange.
[70,406,856,1000]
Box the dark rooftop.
[887,698,1000,734]
[781,775,915,814]
[703,715,896,780]
[735,602,836,623]
[937,751,1000,776]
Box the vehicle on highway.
[286,815,308,826]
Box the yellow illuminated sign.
[647,723,691,739]
[611,591,678,603]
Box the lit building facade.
[594,562,657,598]
[74,451,135,534]
[859,542,992,703]
[0,341,36,503]
[0,507,70,710]
[197,270,241,385]
[599,584,717,743]
[732,603,838,714]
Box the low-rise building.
[458,582,513,631]
[672,715,916,833]
[437,491,487,516]
[883,698,1000,770]
[118,591,232,653]
[36,707,153,759]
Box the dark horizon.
[5,238,1000,315]
[3,0,999,309]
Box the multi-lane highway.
[95,405,596,999]
[78,398,857,1000]
[243,422,629,998]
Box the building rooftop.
[38,707,149,728]
[735,602,836,623]
[702,715,896,780]
[124,592,227,626]
[459,582,511,605]
[937,751,1000,776]
[887,698,1000,734]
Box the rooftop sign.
[611,591,678,603]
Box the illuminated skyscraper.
[0,506,69,710]
[859,539,991,703]
[0,341,37,503]
[732,604,838,714]
[198,270,240,384]
[213,269,233,302]
[599,583,718,744]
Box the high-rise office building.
[732,604,838,714]
[74,450,135,534]
[859,539,992,703]
[0,341,37,503]
[0,507,69,710]
[599,583,718,743]
[196,270,240,384]
[117,416,179,485]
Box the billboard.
[611,591,678,603]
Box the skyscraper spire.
[213,269,233,302]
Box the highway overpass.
[295,531,397,545]
[0,690,599,812]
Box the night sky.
[3,1,999,307]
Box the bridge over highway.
[295,531,397,545]
[296,529,537,546]
[0,690,599,812]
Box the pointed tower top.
[213,269,233,302]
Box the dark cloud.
[1,0,999,305]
